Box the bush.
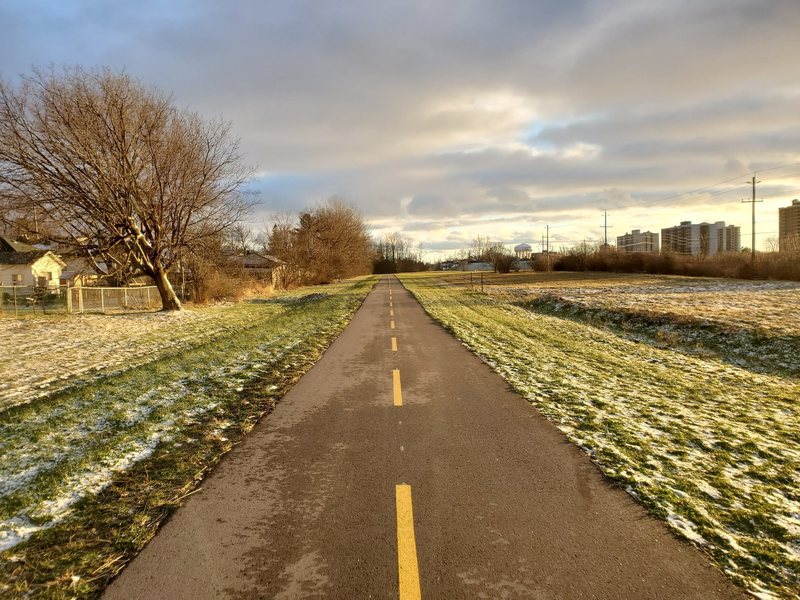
[549,249,800,281]
[493,254,516,273]
[184,253,252,303]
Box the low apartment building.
[616,229,659,252]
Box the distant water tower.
[514,243,532,259]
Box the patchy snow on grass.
[0,309,241,412]
[400,272,800,599]
[481,272,800,336]
[0,280,375,556]
[0,517,44,553]
[473,272,800,379]
[666,514,707,545]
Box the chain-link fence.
[1,285,68,315]
[68,286,162,313]
[1,285,162,315]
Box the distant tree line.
[373,233,427,273]
[552,245,800,281]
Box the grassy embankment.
[399,271,799,600]
[0,276,376,599]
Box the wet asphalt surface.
[104,276,745,599]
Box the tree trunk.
[152,265,182,311]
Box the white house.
[0,238,66,288]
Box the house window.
[12,274,22,284]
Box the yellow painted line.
[393,369,403,406]
[391,320,395,329]
[392,337,398,352]
[390,308,394,317]
[396,484,422,600]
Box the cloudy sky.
[2,0,800,256]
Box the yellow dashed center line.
[395,484,422,600]
[392,337,398,352]
[390,308,394,317]
[393,369,403,406]
[391,320,396,329]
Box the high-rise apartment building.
[616,229,659,252]
[722,224,740,254]
[779,199,800,252]
[661,221,740,255]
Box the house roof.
[0,250,66,268]
[0,237,39,253]
[0,250,48,265]
[231,252,286,267]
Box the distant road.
[104,276,744,599]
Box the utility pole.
[545,224,550,272]
[741,174,762,261]
[600,210,612,248]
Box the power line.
[638,173,752,207]
[759,187,800,199]
[750,161,800,175]
[634,160,800,208]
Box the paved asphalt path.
[105,276,745,599]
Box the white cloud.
[2,0,800,251]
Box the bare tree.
[0,66,252,310]
[303,198,373,283]
[262,212,302,288]
[225,223,254,256]
[764,236,779,253]
[265,198,373,286]
[373,232,425,273]
[469,235,494,261]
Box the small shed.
[230,253,284,277]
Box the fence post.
[123,287,128,308]
[470,272,473,290]
[13,285,17,318]
[66,283,72,313]
[100,288,105,313]
[78,287,84,314]
[481,272,484,293]
[146,287,151,307]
